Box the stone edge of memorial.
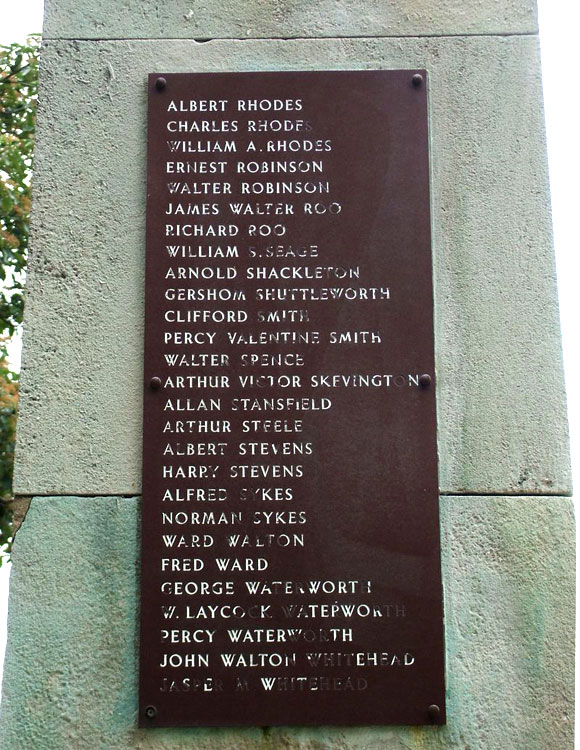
[0,495,573,749]
[41,0,538,41]
[13,35,571,498]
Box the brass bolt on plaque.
[428,704,441,723]
[419,373,432,388]
[149,376,162,390]
[155,77,166,91]
[145,705,157,720]
[412,73,424,88]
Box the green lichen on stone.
[0,495,573,749]
[14,36,570,498]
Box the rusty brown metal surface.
[139,70,445,727]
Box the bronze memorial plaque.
[139,70,445,727]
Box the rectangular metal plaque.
[140,70,445,727]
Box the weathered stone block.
[41,0,538,41]
[14,36,570,496]
[0,495,573,748]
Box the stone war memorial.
[0,0,574,747]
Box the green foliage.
[0,358,18,564]
[0,38,37,335]
[0,37,39,563]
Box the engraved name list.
[139,70,445,727]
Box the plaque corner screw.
[412,73,424,88]
[419,373,432,388]
[428,703,440,722]
[150,376,162,391]
[145,705,157,720]
[155,76,167,91]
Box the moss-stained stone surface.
[42,0,538,41]
[14,36,570,498]
[0,495,573,749]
